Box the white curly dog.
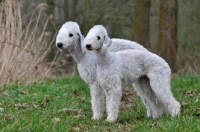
[84,25,181,122]
[56,21,151,121]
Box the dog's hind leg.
[148,70,181,117]
[133,76,164,118]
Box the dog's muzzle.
[56,42,63,49]
[86,44,92,50]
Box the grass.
[0,74,200,131]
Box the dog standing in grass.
[56,21,151,121]
[84,25,181,122]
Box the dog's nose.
[86,44,91,49]
[57,42,63,48]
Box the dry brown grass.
[0,0,55,87]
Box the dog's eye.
[97,36,100,40]
[69,33,73,37]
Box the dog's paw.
[168,101,181,117]
[146,109,152,118]
[92,115,102,120]
[106,116,117,122]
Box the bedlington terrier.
[84,25,181,122]
[56,21,149,121]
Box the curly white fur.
[56,22,149,121]
[84,25,181,122]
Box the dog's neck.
[95,48,114,67]
[68,42,85,64]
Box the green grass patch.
[0,75,200,131]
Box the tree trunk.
[157,0,178,73]
[63,0,69,21]
[81,0,90,36]
[132,0,150,49]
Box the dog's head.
[56,21,84,52]
[84,25,111,51]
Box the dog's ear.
[104,35,112,47]
[101,35,112,54]
[77,32,86,54]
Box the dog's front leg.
[104,86,122,122]
[90,82,105,120]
